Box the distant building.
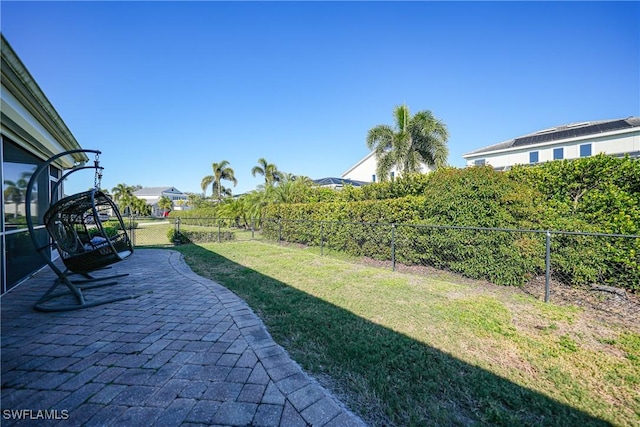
[313,177,368,190]
[463,117,640,170]
[133,187,189,217]
[341,152,433,183]
[1,35,89,293]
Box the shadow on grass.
[175,244,612,427]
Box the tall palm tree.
[366,104,449,182]
[201,160,238,201]
[251,158,283,187]
[111,183,134,204]
[111,183,135,214]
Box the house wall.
[134,188,189,218]
[1,35,86,293]
[342,153,378,182]
[342,152,433,182]
[465,130,640,169]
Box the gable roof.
[464,116,640,157]
[342,152,375,177]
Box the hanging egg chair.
[25,149,139,312]
[44,188,133,274]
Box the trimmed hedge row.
[262,166,639,291]
[262,197,546,286]
[167,228,235,244]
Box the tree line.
[105,103,448,216]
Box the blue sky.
[2,1,638,196]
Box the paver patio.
[1,249,366,426]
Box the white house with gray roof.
[133,187,189,217]
[463,117,640,170]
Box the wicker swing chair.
[25,149,137,312]
[44,189,133,273]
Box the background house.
[133,187,189,217]
[463,117,640,170]
[1,34,89,293]
[341,151,433,183]
[313,177,368,190]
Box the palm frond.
[366,105,450,177]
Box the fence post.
[321,222,324,256]
[278,219,282,246]
[545,230,551,303]
[218,219,221,243]
[174,217,181,245]
[129,215,135,246]
[251,218,255,240]
[391,223,396,272]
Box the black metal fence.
[128,216,640,302]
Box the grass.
[175,241,639,426]
[130,222,256,247]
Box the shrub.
[509,155,640,291]
[262,163,639,291]
[263,172,546,286]
[167,228,183,244]
[167,228,235,244]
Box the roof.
[133,187,185,197]
[1,34,87,168]
[313,177,368,187]
[464,116,640,157]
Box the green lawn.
[174,241,639,427]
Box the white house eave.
[1,35,85,168]
[462,127,640,160]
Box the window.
[580,144,592,157]
[474,159,486,166]
[529,151,539,164]
[553,148,564,160]
[372,174,376,183]
[2,137,50,292]
[390,171,395,180]
[2,162,37,230]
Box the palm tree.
[3,179,26,218]
[366,104,449,182]
[111,183,134,204]
[111,183,136,215]
[267,177,315,204]
[201,160,238,201]
[252,158,283,187]
[131,196,150,216]
[157,195,173,217]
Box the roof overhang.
[1,34,86,169]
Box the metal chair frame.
[25,149,137,312]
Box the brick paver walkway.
[1,249,366,426]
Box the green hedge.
[263,200,544,286]
[167,228,235,244]
[262,165,639,291]
[509,155,640,290]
